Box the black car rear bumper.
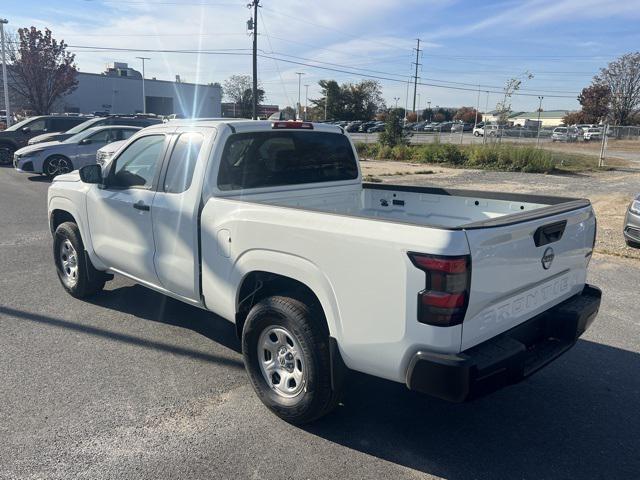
[406,284,601,402]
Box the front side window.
[27,118,47,133]
[87,130,113,143]
[110,135,165,189]
[118,129,138,140]
[217,131,358,191]
[163,132,204,193]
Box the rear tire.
[53,222,106,298]
[242,296,341,424]
[44,155,73,178]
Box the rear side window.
[163,132,204,193]
[217,131,358,191]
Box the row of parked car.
[0,114,163,177]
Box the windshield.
[5,117,39,132]
[556,128,567,133]
[65,128,97,144]
[65,118,101,134]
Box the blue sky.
[4,0,640,113]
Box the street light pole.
[136,56,150,114]
[0,19,11,127]
[393,96,399,109]
[324,89,328,121]
[304,84,309,121]
[295,72,304,120]
[536,96,543,146]
[427,101,431,122]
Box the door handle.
[133,201,150,211]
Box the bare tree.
[495,72,533,124]
[223,74,264,118]
[595,52,640,125]
[8,27,78,114]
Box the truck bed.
[246,182,589,230]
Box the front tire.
[54,222,106,298]
[0,143,15,166]
[242,296,341,424]
[44,155,73,178]
[625,239,640,249]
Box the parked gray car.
[13,126,140,177]
[623,195,640,247]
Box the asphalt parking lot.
[1,166,639,480]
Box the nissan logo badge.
[541,247,555,270]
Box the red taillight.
[408,252,471,327]
[271,121,314,130]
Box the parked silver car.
[623,195,640,248]
[551,126,580,142]
[13,126,140,177]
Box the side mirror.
[79,138,92,145]
[79,164,103,184]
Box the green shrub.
[391,144,410,160]
[361,141,555,173]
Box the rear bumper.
[406,284,601,402]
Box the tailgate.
[461,204,596,350]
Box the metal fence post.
[599,124,608,168]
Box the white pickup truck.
[47,120,601,423]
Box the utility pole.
[0,19,11,127]
[304,84,309,121]
[536,96,543,146]
[411,38,421,116]
[248,0,260,120]
[136,56,150,114]
[295,72,304,120]
[427,101,431,122]
[484,91,489,145]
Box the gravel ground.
[362,160,640,259]
[1,165,639,479]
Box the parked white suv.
[583,127,603,141]
[47,120,601,423]
[473,124,502,137]
[551,127,580,142]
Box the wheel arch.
[47,196,106,271]
[228,251,342,342]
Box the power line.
[62,43,579,98]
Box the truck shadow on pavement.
[86,284,639,479]
[87,283,242,355]
[306,339,639,479]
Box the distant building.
[483,109,570,127]
[221,102,280,119]
[0,62,221,117]
[57,63,222,117]
[510,110,571,127]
